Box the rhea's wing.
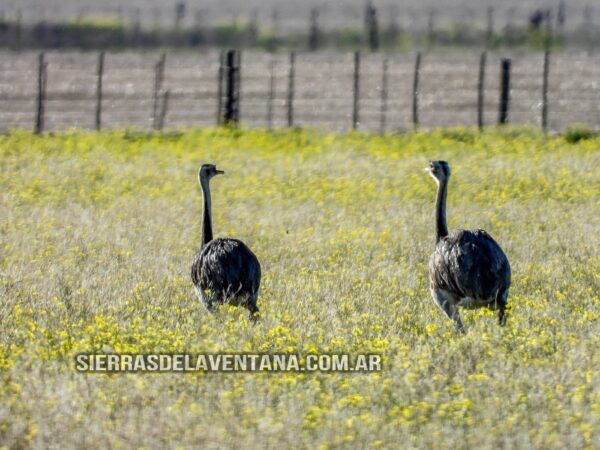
[191,250,203,287]
[430,230,510,300]
[197,238,261,295]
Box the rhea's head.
[425,160,451,184]
[198,164,225,184]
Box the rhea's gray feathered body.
[191,164,261,320]
[426,161,511,333]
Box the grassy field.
[0,127,599,449]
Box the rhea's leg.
[431,288,464,334]
[195,287,216,313]
[246,291,260,323]
[497,288,509,326]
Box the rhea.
[426,161,511,333]
[191,164,261,321]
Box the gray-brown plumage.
[191,164,261,320]
[426,161,510,333]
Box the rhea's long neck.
[435,177,449,243]
[200,177,213,246]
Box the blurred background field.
[0,128,599,448]
[0,0,598,49]
[0,0,598,134]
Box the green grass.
[0,128,599,449]
[565,124,598,144]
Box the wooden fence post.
[505,7,516,44]
[235,50,242,123]
[287,52,295,127]
[153,53,166,130]
[545,8,553,47]
[352,51,360,130]
[486,7,494,46]
[427,10,435,47]
[499,58,511,125]
[542,8,552,132]
[267,61,275,130]
[157,90,170,130]
[541,50,550,132]
[477,51,487,130]
[35,52,47,135]
[380,58,388,134]
[308,8,320,51]
[271,8,280,37]
[582,5,594,54]
[15,9,22,51]
[557,1,566,33]
[365,2,379,51]
[95,51,105,131]
[412,52,421,129]
[175,2,186,29]
[223,49,240,125]
[235,51,242,123]
[216,50,225,125]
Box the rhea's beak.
[216,170,225,175]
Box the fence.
[0,50,599,133]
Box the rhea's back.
[192,238,261,297]
[429,229,511,301]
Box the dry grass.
[0,127,599,449]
